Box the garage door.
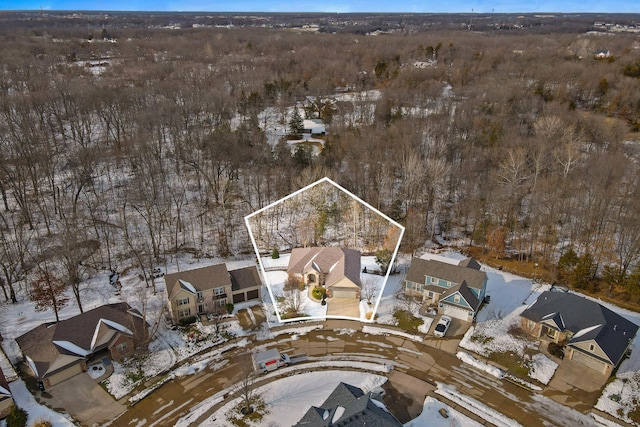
[47,363,84,387]
[571,349,607,373]
[443,304,471,321]
[233,293,246,303]
[331,288,357,298]
[247,289,259,300]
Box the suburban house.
[288,247,361,299]
[404,256,487,322]
[294,382,402,426]
[0,368,13,419]
[520,291,638,376]
[164,263,263,324]
[303,119,326,136]
[16,302,149,389]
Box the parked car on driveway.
[434,316,452,338]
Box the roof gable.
[521,291,638,366]
[406,257,486,290]
[289,247,361,288]
[165,263,232,299]
[16,303,147,379]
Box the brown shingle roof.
[16,303,147,379]
[405,257,486,290]
[230,266,262,292]
[164,263,232,299]
[288,247,361,287]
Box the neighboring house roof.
[294,382,402,427]
[16,302,146,380]
[288,247,361,288]
[229,266,262,292]
[405,257,486,290]
[165,263,232,299]
[521,291,638,366]
[441,280,480,310]
[0,367,11,397]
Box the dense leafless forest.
[1,12,640,310]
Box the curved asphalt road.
[109,319,607,427]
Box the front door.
[198,304,205,314]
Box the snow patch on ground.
[456,351,504,378]
[527,353,558,385]
[596,371,640,424]
[363,325,423,342]
[200,370,387,426]
[404,396,483,427]
[436,383,522,427]
[8,380,75,426]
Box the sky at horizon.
[1,0,640,14]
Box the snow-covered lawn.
[596,371,640,425]
[405,396,483,427]
[7,380,74,427]
[198,370,388,426]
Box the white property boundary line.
[244,176,405,324]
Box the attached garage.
[442,304,472,322]
[45,362,84,388]
[247,289,259,300]
[570,348,609,374]
[233,293,246,303]
[330,288,358,299]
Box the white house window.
[430,277,438,284]
[116,342,128,353]
[454,294,460,303]
[428,291,433,298]
[214,287,225,296]
[178,308,191,318]
[196,291,203,299]
[589,343,595,351]
[216,299,226,307]
[177,297,189,306]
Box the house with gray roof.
[164,263,263,324]
[288,247,361,299]
[405,257,487,322]
[294,382,402,427]
[16,302,148,389]
[520,291,638,376]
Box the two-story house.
[405,256,487,322]
[164,263,262,324]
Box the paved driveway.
[326,297,360,318]
[45,373,125,426]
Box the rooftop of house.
[521,291,639,366]
[16,302,146,379]
[288,247,361,288]
[164,263,232,299]
[229,265,262,292]
[294,382,403,427]
[405,257,486,290]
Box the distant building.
[164,263,263,324]
[303,119,326,136]
[520,291,638,376]
[288,247,361,299]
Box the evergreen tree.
[289,105,304,136]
